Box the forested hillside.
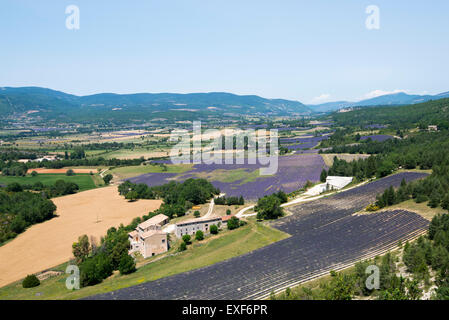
[332,98,449,129]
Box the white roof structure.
[326,176,353,189]
[303,176,353,197]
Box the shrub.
[66,169,75,176]
[210,224,219,234]
[226,209,231,216]
[255,194,284,220]
[103,174,113,185]
[194,210,200,218]
[119,254,136,275]
[79,253,113,287]
[179,241,187,251]
[227,217,240,230]
[125,191,139,202]
[195,230,204,241]
[6,182,23,193]
[415,194,428,204]
[31,171,38,177]
[366,203,380,212]
[182,234,191,244]
[22,274,40,288]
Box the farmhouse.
[428,125,438,132]
[128,214,169,258]
[174,216,222,238]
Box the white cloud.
[364,89,408,99]
[311,93,331,103]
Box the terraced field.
[88,172,429,300]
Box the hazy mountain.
[309,91,449,112]
[0,87,312,121]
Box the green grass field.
[0,174,97,192]
[110,164,193,179]
[0,219,289,300]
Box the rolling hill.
[310,91,449,112]
[0,87,312,123]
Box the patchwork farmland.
[88,172,429,300]
[128,154,327,200]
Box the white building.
[128,214,169,258]
[174,216,222,238]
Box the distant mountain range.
[0,87,448,124]
[309,91,449,112]
[0,87,311,122]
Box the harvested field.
[26,168,97,174]
[0,186,161,288]
[88,172,429,300]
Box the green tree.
[72,235,90,265]
[125,191,139,202]
[178,241,187,252]
[227,216,240,230]
[119,254,136,275]
[322,271,356,300]
[103,174,113,185]
[195,230,204,241]
[441,194,449,210]
[182,234,191,244]
[255,194,284,220]
[66,169,75,176]
[429,190,441,208]
[6,182,23,192]
[320,169,328,183]
[194,210,200,218]
[210,224,218,234]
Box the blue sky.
[1,0,448,104]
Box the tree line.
[118,178,220,219]
[0,190,57,244]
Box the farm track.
[88,172,429,300]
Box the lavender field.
[360,134,394,142]
[128,154,327,199]
[281,135,329,151]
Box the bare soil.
[0,186,161,287]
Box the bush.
[125,191,139,202]
[119,254,136,275]
[179,241,187,251]
[194,210,200,218]
[66,169,75,176]
[210,224,219,234]
[22,274,40,288]
[366,203,380,212]
[103,174,113,185]
[227,217,240,230]
[195,230,204,241]
[226,209,231,216]
[6,182,23,193]
[31,171,38,177]
[79,253,113,287]
[182,234,191,244]
[415,194,428,203]
[255,194,284,220]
